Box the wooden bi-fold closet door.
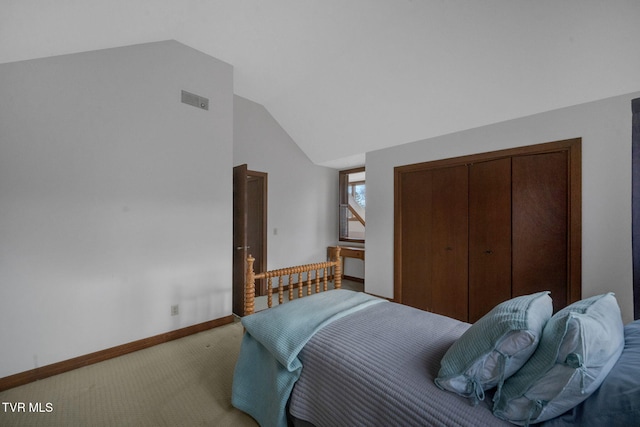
[394,139,581,323]
[511,151,569,314]
[468,158,512,323]
[398,165,469,321]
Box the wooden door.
[233,165,268,316]
[512,152,568,312]
[397,165,468,321]
[397,168,431,312]
[247,172,268,296]
[430,166,469,321]
[232,164,248,316]
[468,158,512,322]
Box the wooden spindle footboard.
[244,247,342,316]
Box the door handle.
[236,246,250,250]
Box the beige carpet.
[0,321,257,427]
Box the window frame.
[339,166,365,243]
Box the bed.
[232,251,640,427]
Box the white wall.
[0,41,234,378]
[233,96,338,267]
[366,91,640,324]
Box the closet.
[394,139,581,322]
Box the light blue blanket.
[231,289,386,427]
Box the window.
[339,167,365,242]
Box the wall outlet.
[171,304,179,316]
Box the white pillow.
[493,293,625,425]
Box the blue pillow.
[435,292,552,404]
[540,319,640,427]
[493,293,625,425]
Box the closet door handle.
[236,246,250,250]
[484,250,493,254]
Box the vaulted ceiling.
[2,1,639,168]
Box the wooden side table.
[327,246,364,282]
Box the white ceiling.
[2,1,640,168]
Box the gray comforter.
[288,301,514,427]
